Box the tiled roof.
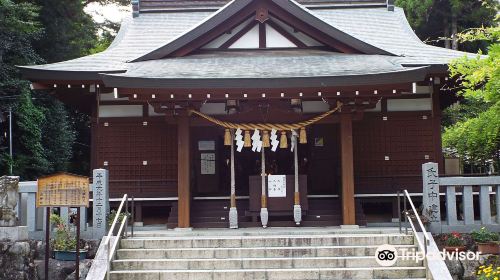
[102,50,429,88]
[19,3,474,82]
[116,50,409,79]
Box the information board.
[268,175,286,197]
[37,173,89,207]
[200,153,216,175]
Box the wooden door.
[192,127,222,195]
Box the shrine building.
[20,0,470,228]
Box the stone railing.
[15,169,109,240]
[422,162,500,233]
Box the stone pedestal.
[0,226,28,241]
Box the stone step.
[130,227,403,238]
[116,245,418,259]
[111,256,422,270]
[109,267,426,280]
[120,234,414,249]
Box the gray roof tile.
[116,49,407,79]
[20,5,476,81]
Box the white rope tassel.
[292,130,302,225]
[260,147,268,228]
[229,131,238,229]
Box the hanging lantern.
[299,127,307,144]
[244,130,251,147]
[262,130,270,148]
[224,129,231,146]
[280,131,288,148]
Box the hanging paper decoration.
[251,129,262,152]
[224,129,231,146]
[270,129,279,152]
[290,130,298,152]
[235,128,244,152]
[244,130,251,147]
[280,131,288,149]
[262,131,270,148]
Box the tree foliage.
[443,26,500,168]
[33,0,99,63]
[0,0,126,178]
[395,0,498,51]
[38,95,76,173]
[13,89,49,179]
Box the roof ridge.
[134,0,390,14]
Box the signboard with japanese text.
[268,175,286,198]
[92,169,109,237]
[36,173,89,208]
[201,153,216,175]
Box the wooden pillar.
[135,202,143,225]
[177,114,191,228]
[432,82,444,170]
[340,113,356,225]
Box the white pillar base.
[174,227,193,231]
[340,224,360,230]
[260,208,268,228]
[293,204,302,225]
[229,207,238,229]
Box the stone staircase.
[109,228,426,280]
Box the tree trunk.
[444,17,451,49]
[451,11,458,50]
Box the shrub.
[472,227,500,243]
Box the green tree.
[443,26,500,171]
[33,0,99,63]
[0,0,43,176]
[395,0,498,52]
[38,95,76,173]
[13,89,49,179]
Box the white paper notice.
[268,175,286,198]
[200,153,215,175]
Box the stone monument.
[0,175,28,241]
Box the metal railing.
[398,190,431,271]
[104,194,134,280]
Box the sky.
[84,2,130,25]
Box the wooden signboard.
[36,173,89,208]
[37,172,89,280]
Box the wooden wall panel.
[353,112,438,193]
[92,118,178,198]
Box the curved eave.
[401,64,448,74]
[17,66,126,82]
[101,66,430,89]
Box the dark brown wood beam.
[170,5,259,57]
[432,83,444,171]
[177,114,191,228]
[259,22,266,48]
[220,21,258,49]
[118,84,413,101]
[266,20,307,48]
[269,8,358,53]
[340,113,355,225]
